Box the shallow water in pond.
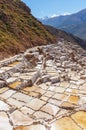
[14,111,86,130]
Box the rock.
[60,56,66,61]
[31,71,41,84]
[16,80,33,89]
[16,71,41,89]
[50,76,60,84]
[0,79,7,88]
[37,47,44,55]
[24,53,34,60]
[24,53,39,68]
[6,77,17,84]
[36,75,50,85]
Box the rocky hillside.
[0,0,55,59]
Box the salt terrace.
[0,40,86,130]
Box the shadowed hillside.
[45,25,86,49]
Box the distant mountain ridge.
[40,9,86,41]
[45,25,86,49]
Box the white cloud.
[51,14,60,18]
[50,12,70,18]
[63,12,70,16]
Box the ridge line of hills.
[40,9,86,41]
[0,0,86,60]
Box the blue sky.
[22,0,86,18]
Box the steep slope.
[41,9,86,41]
[45,25,86,49]
[0,0,55,59]
[61,22,86,41]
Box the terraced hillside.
[0,39,86,130]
